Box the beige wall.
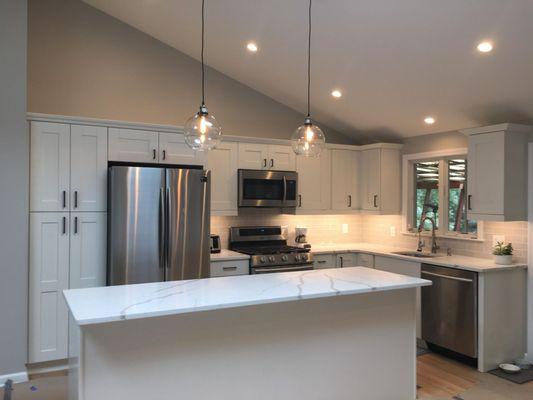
[28,0,354,144]
[402,131,467,154]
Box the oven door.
[238,170,298,207]
[251,264,314,274]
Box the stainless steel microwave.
[238,169,298,208]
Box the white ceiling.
[83,0,533,141]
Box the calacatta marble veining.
[64,267,430,326]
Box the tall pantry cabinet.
[29,122,107,363]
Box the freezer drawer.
[421,264,478,358]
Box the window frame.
[402,148,483,241]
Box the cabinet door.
[108,128,159,163]
[356,253,375,268]
[70,213,107,289]
[71,125,108,212]
[159,132,206,166]
[268,145,296,171]
[331,150,356,210]
[238,143,269,169]
[207,142,238,213]
[29,213,70,363]
[30,122,70,212]
[210,260,249,277]
[361,149,381,210]
[467,132,505,215]
[313,253,336,269]
[296,150,331,210]
[336,253,356,268]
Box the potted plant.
[493,241,513,265]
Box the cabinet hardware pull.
[467,195,472,211]
[339,256,344,268]
[348,195,352,208]
[263,158,267,168]
[270,159,274,168]
[74,191,78,208]
[74,217,78,234]
[299,194,302,207]
[152,149,157,160]
[317,260,326,264]
[162,150,166,160]
[222,266,237,271]
[373,194,378,208]
[421,271,473,283]
[62,190,66,209]
[62,216,66,235]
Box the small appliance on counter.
[210,234,221,254]
[294,226,311,250]
[229,225,313,274]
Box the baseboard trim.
[0,371,29,387]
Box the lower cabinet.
[356,253,375,268]
[29,212,106,363]
[336,253,356,268]
[210,260,249,277]
[313,253,337,269]
[374,256,422,338]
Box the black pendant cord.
[201,0,206,107]
[306,0,312,119]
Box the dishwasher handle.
[421,270,474,283]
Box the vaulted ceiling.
[83,0,533,141]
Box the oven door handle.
[254,265,313,274]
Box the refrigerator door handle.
[165,186,172,277]
[159,188,166,271]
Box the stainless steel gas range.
[229,226,313,274]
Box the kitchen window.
[404,151,480,240]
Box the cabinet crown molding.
[460,123,533,136]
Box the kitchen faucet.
[417,216,439,254]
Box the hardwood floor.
[3,353,533,399]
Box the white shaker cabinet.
[331,150,359,210]
[29,213,70,363]
[70,125,108,212]
[108,128,159,163]
[336,253,356,268]
[210,260,249,277]
[313,253,336,269]
[296,150,331,211]
[356,253,375,268]
[30,122,70,212]
[159,132,206,166]
[360,147,401,214]
[461,124,531,221]
[70,213,107,289]
[207,141,238,214]
[238,143,296,171]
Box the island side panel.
[78,289,417,400]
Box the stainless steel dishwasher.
[421,264,478,359]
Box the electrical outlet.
[492,235,505,247]
[341,223,349,234]
[390,226,396,237]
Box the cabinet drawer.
[313,253,336,269]
[336,253,356,268]
[210,260,249,277]
[356,253,374,268]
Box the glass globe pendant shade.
[291,117,326,157]
[184,105,222,151]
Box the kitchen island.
[64,267,430,400]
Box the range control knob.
[294,255,301,262]
[260,256,266,263]
[268,256,275,262]
[281,255,288,261]
[301,254,308,261]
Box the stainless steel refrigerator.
[107,166,210,285]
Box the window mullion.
[439,158,447,232]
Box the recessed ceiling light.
[246,42,258,52]
[424,116,436,125]
[477,41,493,53]
[331,90,342,98]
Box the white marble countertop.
[63,267,430,326]
[210,249,250,261]
[311,242,527,273]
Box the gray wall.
[0,0,28,377]
[402,131,467,154]
[28,0,354,144]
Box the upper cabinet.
[360,147,401,214]
[108,128,158,163]
[461,123,532,221]
[331,149,359,210]
[207,141,239,215]
[238,143,296,171]
[30,122,70,212]
[31,122,107,212]
[296,150,331,211]
[158,132,206,166]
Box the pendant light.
[291,0,326,157]
[184,0,222,151]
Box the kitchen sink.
[392,251,443,258]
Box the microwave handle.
[282,175,287,203]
